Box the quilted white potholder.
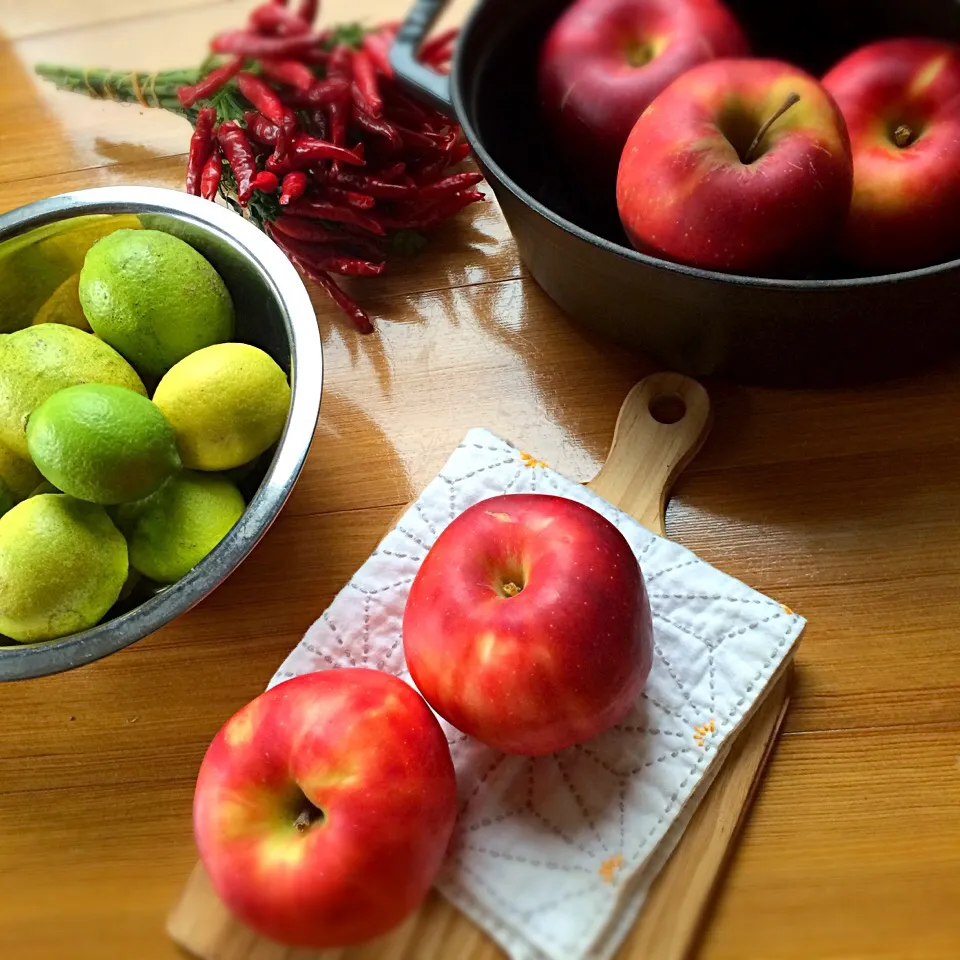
[270,428,805,960]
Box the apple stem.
[294,808,320,833]
[744,92,801,164]
[501,582,521,597]
[894,124,914,148]
[294,810,311,833]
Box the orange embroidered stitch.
[780,603,794,616]
[598,853,623,884]
[693,719,716,748]
[519,451,549,469]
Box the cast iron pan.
[391,0,960,386]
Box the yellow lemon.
[152,343,291,471]
[0,494,128,643]
[33,272,90,330]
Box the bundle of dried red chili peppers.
[35,1,479,333]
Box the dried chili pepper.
[177,56,243,108]
[271,230,384,275]
[279,171,308,205]
[186,106,217,195]
[300,47,330,67]
[324,186,375,210]
[305,265,375,332]
[291,133,366,166]
[327,97,347,148]
[309,77,351,105]
[448,141,472,165]
[417,171,484,201]
[218,121,259,203]
[380,78,449,131]
[272,216,344,244]
[270,111,298,171]
[200,145,223,201]
[272,235,374,332]
[373,190,485,230]
[252,170,279,193]
[211,30,316,58]
[420,189,486,226]
[351,51,383,118]
[286,197,386,235]
[319,256,386,276]
[328,168,416,199]
[268,133,365,172]
[259,58,316,90]
[361,31,394,78]
[351,106,402,148]
[418,28,459,66]
[295,0,319,26]
[272,215,385,259]
[238,72,286,125]
[327,44,354,81]
[244,110,280,145]
[249,2,311,36]
[396,125,445,157]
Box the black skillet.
[390,0,960,386]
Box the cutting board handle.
[589,373,712,537]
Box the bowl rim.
[0,186,323,681]
[450,5,960,290]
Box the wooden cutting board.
[168,372,794,960]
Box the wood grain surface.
[2,3,960,960]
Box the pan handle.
[389,0,455,116]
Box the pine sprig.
[34,63,199,115]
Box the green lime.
[79,229,235,377]
[26,384,181,505]
[0,494,128,643]
[0,436,42,501]
[115,472,245,583]
[33,272,89,330]
[152,343,291,471]
[0,324,146,459]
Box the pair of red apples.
[193,494,653,948]
[539,0,960,274]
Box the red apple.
[822,38,960,272]
[538,0,749,179]
[616,59,853,275]
[193,669,457,948]
[403,494,653,756]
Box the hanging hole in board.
[648,394,686,425]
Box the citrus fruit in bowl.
[0,187,322,680]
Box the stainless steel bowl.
[0,186,322,681]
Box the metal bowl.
[0,186,322,681]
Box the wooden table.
[2,3,959,958]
